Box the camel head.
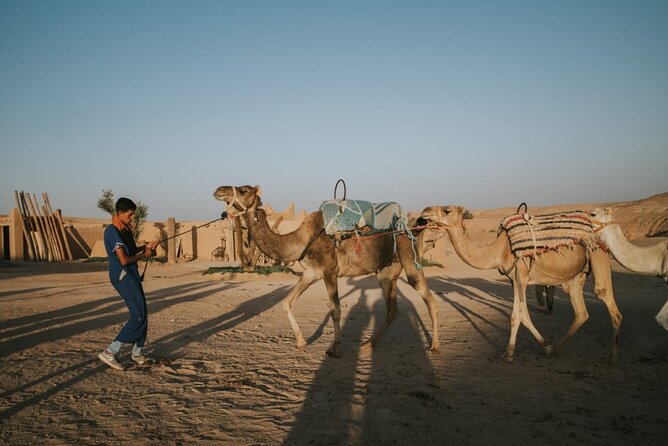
[589,207,615,226]
[418,205,466,229]
[213,184,263,217]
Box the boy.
[98,197,157,370]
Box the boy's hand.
[144,241,158,257]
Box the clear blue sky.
[2,0,667,221]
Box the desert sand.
[1,196,667,445]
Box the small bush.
[419,258,444,268]
[204,265,296,276]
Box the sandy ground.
[1,253,666,446]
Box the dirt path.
[1,259,666,445]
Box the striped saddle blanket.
[500,211,597,257]
[319,199,407,236]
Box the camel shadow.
[427,275,511,349]
[286,275,439,445]
[304,274,434,348]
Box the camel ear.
[456,206,465,214]
[604,207,613,216]
[254,185,262,197]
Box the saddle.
[500,210,598,257]
[319,199,407,236]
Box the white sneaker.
[131,354,154,365]
[98,351,125,370]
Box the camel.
[213,185,440,357]
[590,207,668,331]
[418,205,623,362]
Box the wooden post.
[167,217,176,264]
[54,209,73,260]
[14,191,35,261]
[19,192,41,261]
[37,194,60,261]
[42,193,65,261]
[43,193,66,260]
[42,204,61,261]
[23,192,48,261]
[32,194,57,261]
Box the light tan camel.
[213,185,440,357]
[591,207,668,331]
[419,205,623,362]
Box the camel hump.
[319,199,406,235]
[500,210,598,257]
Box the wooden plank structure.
[12,190,73,261]
[13,191,36,261]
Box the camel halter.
[589,219,611,233]
[424,207,461,231]
[225,186,251,218]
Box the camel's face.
[213,185,262,214]
[419,205,465,228]
[590,207,614,224]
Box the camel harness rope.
[139,214,225,280]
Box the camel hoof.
[326,346,342,358]
[544,344,554,357]
[499,353,514,363]
[426,345,440,354]
[294,338,307,350]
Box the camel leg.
[397,236,440,352]
[282,268,320,350]
[361,265,401,351]
[406,268,441,352]
[558,272,589,354]
[502,276,522,362]
[322,269,342,357]
[589,249,623,363]
[502,265,550,362]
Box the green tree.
[97,189,115,215]
[97,189,149,241]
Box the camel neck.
[243,209,325,263]
[446,226,508,270]
[600,224,666,275]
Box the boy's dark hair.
[115,197,137,213]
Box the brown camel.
[213,185,440,357]
[419,205,623,362]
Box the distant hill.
[608,192,668,238]
[435,192,668,241]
